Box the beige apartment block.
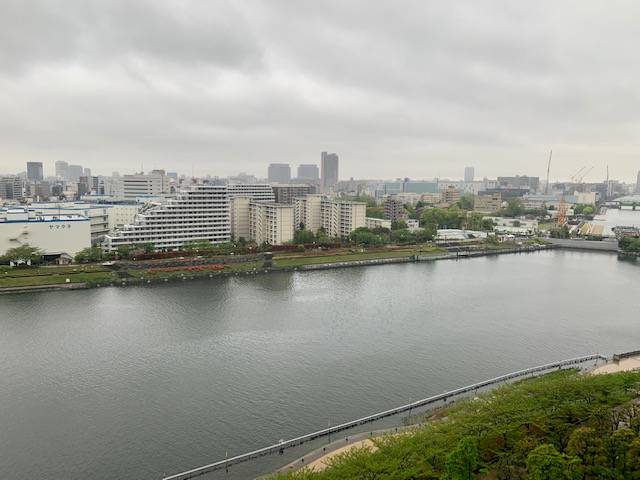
[230,196,252,242]
[250,202,294,246]
[473,192,502,212]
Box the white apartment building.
[0,207,90,257]
[109,204,145,229]
[102,185,230,252]
[250,202,294,246]
[121,170,170,199]
[227,184,275,202]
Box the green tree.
[366,205,385,219]
[182,239,214,251]
[525,444,568,480]
[582,206,594,216]
[566,427,607,479]
[618,237,640,253]
[390,229,411,244]
[459,192,474,211]
[503,198,525,217]
[605,428,635,477]
[404,203,418,219]
[482,218,496,231]
[391,219,407,230]
[626,438,640,478]
[443,436,479,480]
[0,245,44,265]
[350,227,384,246]
[115,245,132,258]
[74,247,103,263]
[292,229,315,244]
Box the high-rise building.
[84,168,92,177]
[464,167,475,183]
[267,164,291,184]
[55,161,69,178]
[1,176,24,200]
[320,152,339,192]
[297,164,319,180]
[68,165,84,181]
[636,170,640,193]
[27,162,44,181]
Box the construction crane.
[557,165,595,227]
[545,150,552,194]
[574,166,594,184]
[570,166,587,183]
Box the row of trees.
[0,246,44,265]
[279,370,640,480]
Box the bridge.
[162,354,607,480]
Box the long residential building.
[102,185,230,252]
[227,184,275,202]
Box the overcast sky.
[1,1,639,183]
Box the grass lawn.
[0,270,115,288]
[274,247,446,268]
[127,262,263,279]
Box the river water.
[0,250,638,479]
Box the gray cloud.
[1,0,639,182]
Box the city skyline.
[2,2,640,182]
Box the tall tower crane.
[545,150,552,195]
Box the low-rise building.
[0,207,90,257]
[366,217,392,230]
[486,216,539,236]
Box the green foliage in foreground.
[274,370,640,479]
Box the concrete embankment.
[0,282,88,294]
[0,246,555,294]
[545,238,618,252]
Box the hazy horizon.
[2,1,639,183]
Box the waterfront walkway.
[161,354,606,480]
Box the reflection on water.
[0,250,637,480]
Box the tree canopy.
[0,245,44,264]
[277,370,640,480]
